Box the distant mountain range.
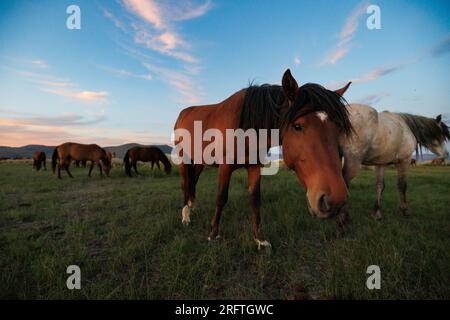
[0,144,443,161]
[0,143,173,159]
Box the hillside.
[0,143,173,159]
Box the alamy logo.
[66,5,81,30]
[66,265,81,290]
[171,121,280,175]
[366,265,381,290]
[366,4,381,30]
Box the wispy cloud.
[355,91,390,105]
[1,63,110,104]
[31,59,48,68]
[294,56,301,66]
[351,61,413,84]
[428,33,450,57]
[0,111,106,127]
[41,88,109,103]
[118,0,212,63]
[143,63,204,104]
[321,2,368,65]
[97,64,152,80]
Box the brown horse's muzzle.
[306,189,347,219]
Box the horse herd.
[29,69,449,249]
[31,144,171,178]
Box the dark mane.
[239,85,288,130]
[398,113,450,148]
[239,83,353,136]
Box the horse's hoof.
[208,235,220,242]
[400,209,410,217]
[255,238,272,251]
[181,205,191,226]
[372,210,382,220]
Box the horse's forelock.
[280,83,353,136]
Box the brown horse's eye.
[293,123,304,131]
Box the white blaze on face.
[316,111,328,122]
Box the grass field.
[0,161,449,299]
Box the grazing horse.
[410,159,417,167]
[339,106,449,219]
[52,142,111,179]
[123,146,172,176]
[173,69,353,249]
[431,157,445,166]
[32,151,46,171]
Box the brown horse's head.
[101,152,112,176]
[281,69,352,219]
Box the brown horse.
[431,157,445,166]
[123,146,172,176]
[173,69,352,249]
[52,142,111,178]
[410,158,417,167]
[32,151,46,171]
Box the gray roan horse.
[339,101,449,219]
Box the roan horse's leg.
[247,165,271,250]
[373,165,385,219]
[397,158,410,217]
[133,161,139,175]
[208,164,233,241]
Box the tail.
[51,148,58,174]
[123,150,131,176]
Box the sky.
[0,0,449,147]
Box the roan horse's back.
[341,104,416,165]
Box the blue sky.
[0,0,449,146]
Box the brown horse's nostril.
[318,194,330,213]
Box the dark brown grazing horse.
[32,151,46,171]
[410,158,417,167]
[174,69,353,249]
[52,142,111,178]
[123,146,172,176]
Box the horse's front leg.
[247,165,270,250]
[337,155,361,229]
[88,162,94,177]
[98,162,103,177]
[208,164,233,241]
[373,165,385,219]
[397,158,410,217]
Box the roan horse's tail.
[51,147,58,174]
[123,149,131,176]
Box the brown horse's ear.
[436,114,442,124]
[282,69,299,103]
[334,81,352,96]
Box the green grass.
[0,161,449,299]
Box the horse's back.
[57,142,105,161]
[341,104,416,164]
[174,89,245,131]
